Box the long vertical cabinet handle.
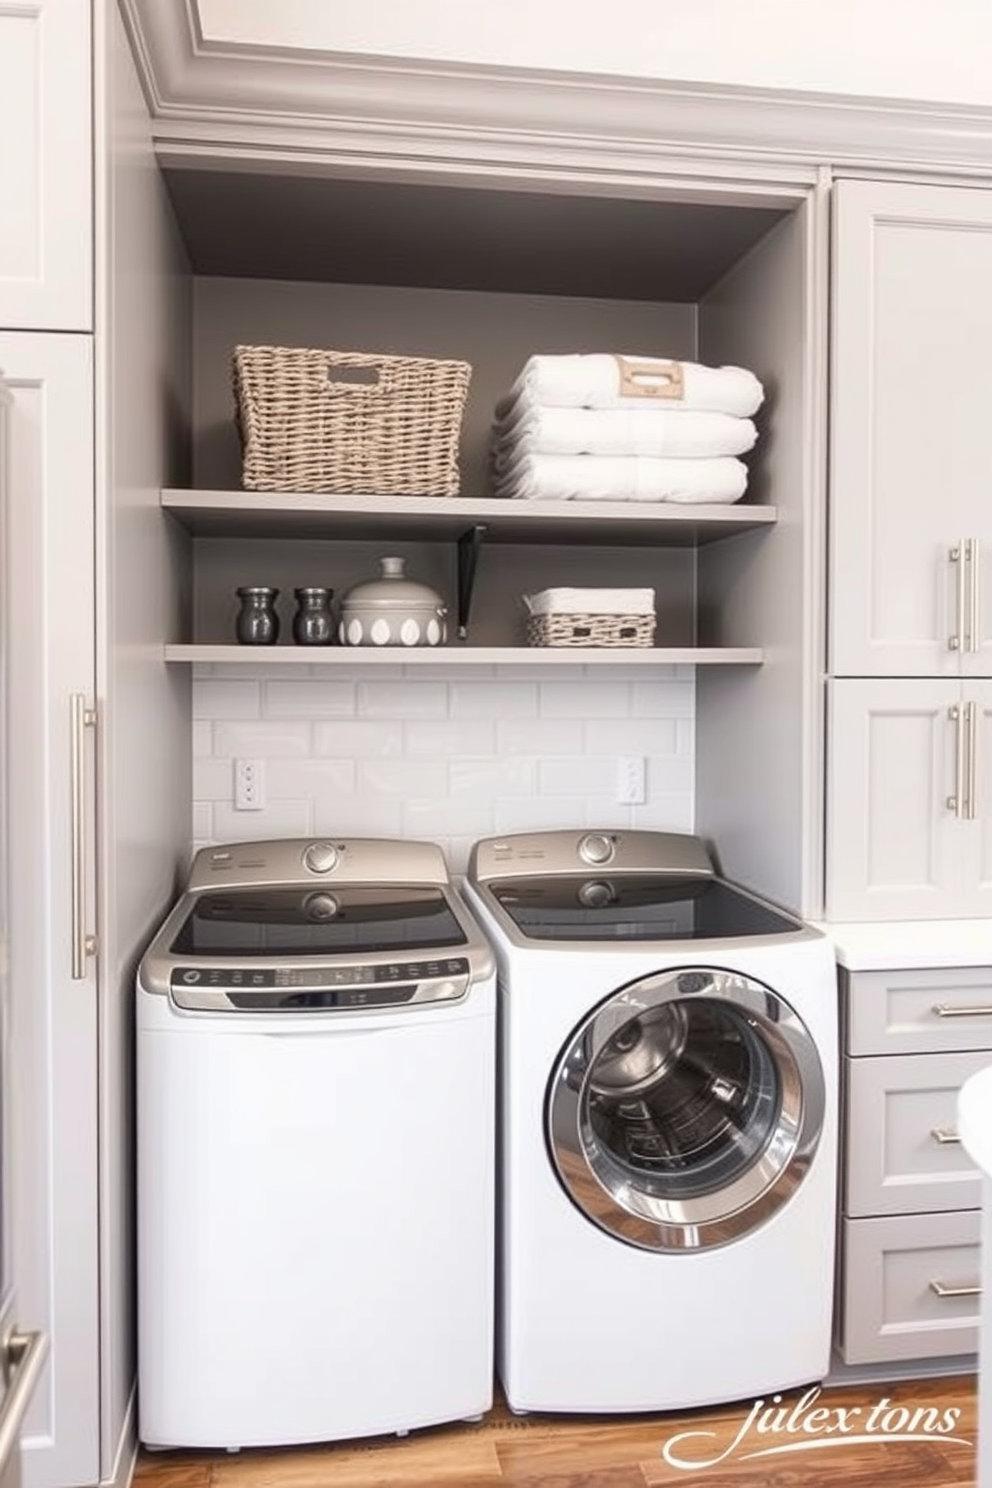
[69,694,97,979]
[963,699,978,822]
[949,543,964,651]
[0,1329,48,1475]
[965,537,981,654]
[947,704,964,816]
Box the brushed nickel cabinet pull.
[949,543,963,650]
[946,704,964,816]
[930,1127,962,1144]
[964,698,978,821]
[964,537,980,653]
[70,694,97,980]
[929,1279,981,1299]
[0,1328,48,1475]
[932,1002,992,1018]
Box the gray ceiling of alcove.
[161,168,789,301]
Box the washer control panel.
[169,956,471,1012]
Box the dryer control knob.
[578,832,614,866]
[303,841,339,874]
[304,892,339,922]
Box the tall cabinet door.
[0,338,99,1488]
[831,180,992,679]
[826,678,965,920]
[962,682,992,915]
[0,0,91,331]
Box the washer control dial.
[303,841,339,874]
[304,892,339,922]
[578,832,615,866]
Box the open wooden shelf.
[161,488,777,547]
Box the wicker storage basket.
[232,345,472,496]
[526,612,656,648]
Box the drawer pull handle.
[929,1279,981,1299]
[930,1126,962,1144]
[932,1002,992,1018]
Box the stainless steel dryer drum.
[137,837,496,1451]
[461,828,839,1416]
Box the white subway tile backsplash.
[192,669,695,852]
[265,680,356,718]
[449,756,536,798]
[214,720,313,757]
[313,721,404,758]
[358,681,448,718]
[494,796,603,833]
[402,797,495,839]
[193,680,261,720]
[267,759,356,798]
[585,719,679,755]
[194,759,237,801]
[358,759,448,798]
[405,720,496,757]
[450,682,538,718]
[192,721,213,758]
[212,800,313,841]
[313,797,403,837]
[539,681,630,718]
[538,757,615,795]
[632,680,695,717]
[496,719,582,755]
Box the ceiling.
[161,168,788,301]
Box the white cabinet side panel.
[1,333,99,1488]
[827,679,962,921]
[696,193,825,915]
[95,5,193,1476]
[0,0,91,330]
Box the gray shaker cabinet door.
[831,179,992,680]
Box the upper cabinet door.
[830,180,992,680]
[0,0,91,331]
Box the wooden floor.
[133,1372,978,1488]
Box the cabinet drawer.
[845,1051,987,1217]
[839,1211,981,1365]
[846,967,992,1055]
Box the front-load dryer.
[137,837,496,1450]
[462,828,838,1415]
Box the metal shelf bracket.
[456,523,488,639]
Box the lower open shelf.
[164,645,763,666]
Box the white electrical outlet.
[617,755,646,806]
[234,757,266,811]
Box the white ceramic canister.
[338,557,448,647]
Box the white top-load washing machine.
[137,837,496,1451]
[462,829,838,1415]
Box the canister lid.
[341,557,444,612]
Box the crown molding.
[117,0,992,181]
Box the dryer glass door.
[546,967,825,1252]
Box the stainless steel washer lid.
[138,837,494,1010]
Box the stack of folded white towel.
[490,353,765,503]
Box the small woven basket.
[526,613,656,648]
[232,345,472,496]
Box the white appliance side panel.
[826,678,963,921]
[2,334,99,1488]
[95,5,194,1475]
[0,0,91,330]
[137,995,495,1449]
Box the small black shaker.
[292,587,335,645]
[235,586,280,645]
